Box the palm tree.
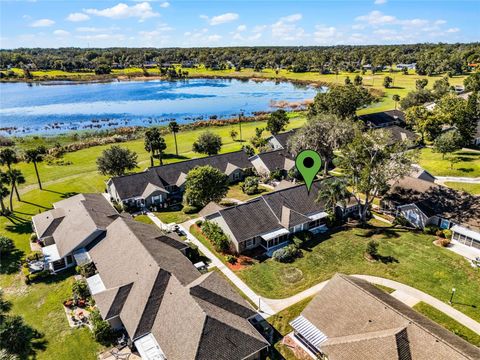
[0,171,10,214]
[0,148,18,171]
[392,94,400,110]
[24,146,47,190]
[316,178,350,218]
[6,169,25,211]
[168,121,180,156]
[0,148,19,199]
[144,128,167,166]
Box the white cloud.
[66,13,90,22]
[237,24,247,32]
[446,27,460,33]
[252,25,267,33]
[356,11,396,25]
[76,33,126,41]
[207,34,222,42]
[202,12,239,26]
[271,14,305,41]
[53,29,70,36]
[435,19,447,25]
[314,25,339,43]
[159,2,170,8]
[374,0,387,4]
[84,2,159,21]
[30,18,55,27]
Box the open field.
[417,148,480,178]
[236,226,480,323]
[2,115,307,190]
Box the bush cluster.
[90,310,116,346]
[272,244,301,263]
[183,205,199,214]
[201,221,231,253]
[241,176,259,195]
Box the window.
[245,239,254,248]
[440,219,450,229]
[66,255,73,264]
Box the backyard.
[234,226,480,323]
[417,148,480,178]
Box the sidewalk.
[148,212,480,333]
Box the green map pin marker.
[295,150,322,192]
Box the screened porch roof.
[261,228,290,241]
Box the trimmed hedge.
[272,244,301,263]
[201,221,231,253]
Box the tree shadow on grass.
[0,248,25,275]
[60,191,79,199]
[357,227,401,239]
[457,167,474,173]
[32,267,77,285]
[19,200,51,210]
[5,220,32,235]
[374,254,399,264]
[162,153,189,160]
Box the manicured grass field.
[3,115,307,190]
[225,183,272,202]
[154,208,198,224]
[444,182,480,195]
[132,214,154,225]
[417,148,480,178]
[236,226,480,323]
[413,302,480,346]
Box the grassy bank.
[2,114,307,190]
[418,148,480,178]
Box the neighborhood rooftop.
[292,274,480,360]
[109,150,251,200]
[88,216,268,360]
[358,110,405,128]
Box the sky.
[0,0,479,49]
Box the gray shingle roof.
[378,125,418,145]
[208,180,327,242]
[110,151,252,200]
[359,110,405,128]
[89,217,267,360]
[269,129,297,149]
[300,274,480,360]
[253,149,294,172]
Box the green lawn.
[418,148,480,178]
[154,207,198,224]
[413,302,480,346]
[0,178,106,359]
[133,214,154,225]
[444,182,480,195]
[225,183,272,202]
[236,226,480,323]
[3,115,307,190]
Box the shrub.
[295,230,313,242]
[366,240,379,258]
[0,236,14,254]
[195,219,203,227]
[187,244,202,263]
[226,255,237,264]
[25,270,50,284]
[201,221,231,252]
[90,310,115,346]
[436,229,446,238]
[440,237,451,247]
[423,225,439,235]
[443,229,452,239]
[76,262,97,278]
[24,251,42,262]
[30,233,38,242]
[241,176,259,195]
[183,205,199,214]
[72,280,90,299]
[269,169,284,181]
[272,244,301,263]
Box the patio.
[98,347,141,360]
[63,305,92,329]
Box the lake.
[0,78,320,136]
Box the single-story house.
[290,274,480,360]
[31,193,119,272]
[249,150,295,179]
[409,164,436,183]
[266,129,297,151]
[358,110,405,129]
[87,216,269,360]
[205,180,358,254]
[382,176,480,249]
[107,150,252,209]
[396,63,416,70]
[376,125,418,147]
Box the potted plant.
[63,299,74,308]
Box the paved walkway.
[435,176,480,184]
[149,213,480,333]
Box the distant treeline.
[1,43,479,76]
